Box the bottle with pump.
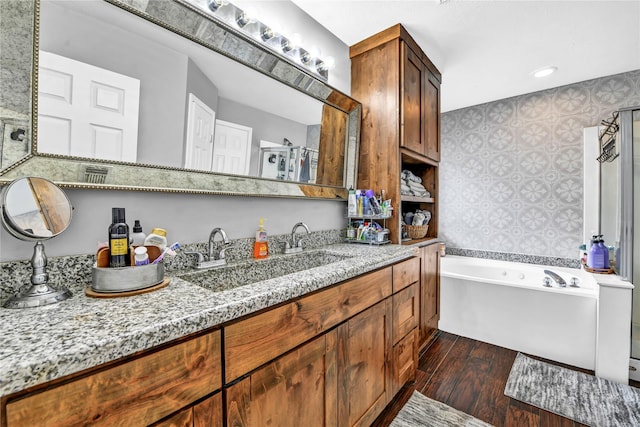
[587,235,598,269]
[131,220,146,246]
[598,235,610,269]
[253,218,268,259]
[109,208,131,267]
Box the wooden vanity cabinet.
[4,330,222,427]
[336,299,393,427]
[419,242,441,350]
[391,258,420,395]
[351,24,441,244]
[224,258,421,427]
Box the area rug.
[390,390,494,427]
[504,353,640,426]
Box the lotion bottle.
[144,228,167,249]
[253,218,268,259]
[109,208,130,267]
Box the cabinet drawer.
[6,330,222,427]
[392,328,417,395]
[392,257,420,292]
[392,282,419,344]
[225,267,392,383]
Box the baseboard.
[630,358,640,382]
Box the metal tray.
[91,262,164,293]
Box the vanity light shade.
[207,0,223,12]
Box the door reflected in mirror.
[36,0,347,187]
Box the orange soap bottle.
[253,218,269,259]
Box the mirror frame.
[0,0,361,200]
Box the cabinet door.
[154,393,222,427]
[424,73,440,162]
[419,244,440,348]
[337,299,393,427]
[6,330,222,427]
[392,328,417,395]
[393,282,419,344]
[401,43,425,156]
[226,332,337,427]
[194,393,223,427]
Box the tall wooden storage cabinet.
[350,24,441,245]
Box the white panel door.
[184,93,215,170]
[212,120,252,175]
[38,51,140,162]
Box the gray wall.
[440,69,640,259]
[0,189,346,262]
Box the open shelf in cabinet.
[401,195,435,203]
[346,214,392,245]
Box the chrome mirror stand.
[3,241,72,309]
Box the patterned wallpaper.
[440,69,640,259]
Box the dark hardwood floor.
[372,331,640,426]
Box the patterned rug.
[505,353,640,426]
[390,390,493,427]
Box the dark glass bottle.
[109,208,130,267]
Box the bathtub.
[439,255,598,370]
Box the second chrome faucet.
[283,222,310,254]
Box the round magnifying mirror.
[1,177,73,308]
[2,177,72,240]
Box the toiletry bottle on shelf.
[144,228,167,249]
[365,189,382,215]
[109,207,130,267]
[253,218,268,259]
[131,220,146,246]
[348,187,357,216]
[587,235,598,268]
[598,235,610,269]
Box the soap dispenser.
[253,218,268,259]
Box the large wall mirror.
[0,0,361,199]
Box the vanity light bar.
[186,0,333,80]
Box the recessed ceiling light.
[532,66,557,78]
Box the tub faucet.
[543,269,566,287]
[283,222,310,254]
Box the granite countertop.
[0,243,416,398]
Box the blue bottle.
[598,235,610,269]
[587,235,598,268]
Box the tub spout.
[543,269,566,287]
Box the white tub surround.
[594,274,634,384]
[440,256,598,370]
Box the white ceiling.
[292,0,640,112]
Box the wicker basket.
[406,224,429,239]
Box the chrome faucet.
[186,227,233,269]
[543,269,566,287]
[283,222,310,254]
[209,227,231,260]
